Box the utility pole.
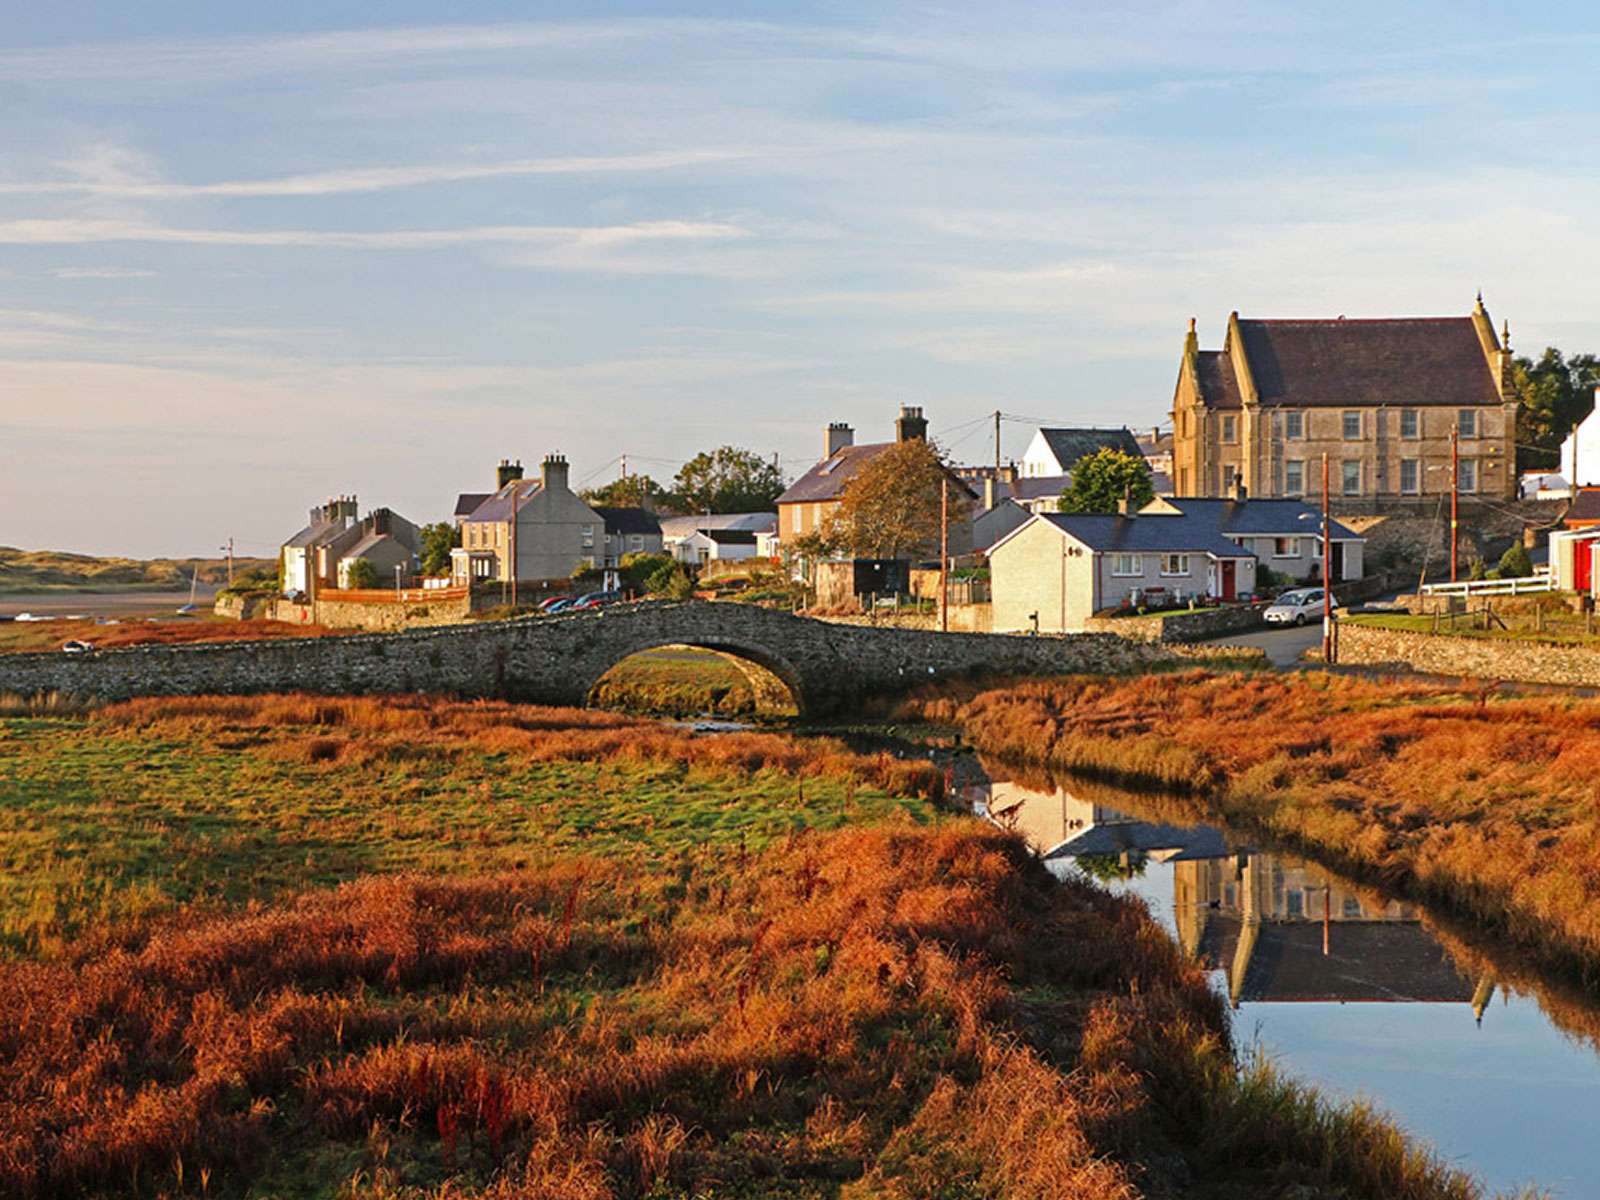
[994,409,1002,478]
[940,478,950,632]
[1450,425,1460,584]
[1322,453,1333,663]
[509,483,520,609]
[221,537,234,588]
[620,454,627,480]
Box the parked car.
[1263,588,1337,627]
[537,594,573,612]
[571,590,622,610]
[61,639,95,653]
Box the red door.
[1579,539,1594,595]
[1220,560,1236,600]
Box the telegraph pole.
[940,477,950,633]
[509,483,520,609]
[220,537,234,588]
[1322,453,1333,663]
[994,409,1002,478]
[1450,425,1460,584]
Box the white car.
[1263,588,1337,627]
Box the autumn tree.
[670,446,784,513]
[1514,347,1600,471]
[1058,448,1155,514]
[825,438,972,559]
[418,522,460,577]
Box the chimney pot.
[825,422,854,457]
[895,405,928,443]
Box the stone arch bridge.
[0,601,1184,716]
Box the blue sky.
[5,1,1600,557]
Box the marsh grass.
[960,671,1600,985]
[588,648,758,717]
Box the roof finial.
[1188,316,1196,334]
[1477,287,1483,306]
[1502,319,1511,351]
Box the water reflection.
[970,768,1600,1197]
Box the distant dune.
[0,546,275,594]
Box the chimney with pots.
[825,422,853,457]
[497,458,524,489]
[896,405,928,443]
[540,453,570,494]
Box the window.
[1400,459,1420,494]
[1221,414,1237,443]
[1111,553,1142,576]
[629,534,644,551]
[1273,537,1299,558]
[1400,408,1420,439]
[1343,896,1364,919]
[1284,411,1304,439]
[1342,410,1362,439]
[1160,554,1190,576]
[1223,464,1238,493]
[1342,459,1361,495]
[1458,409,1478,438]
[1284,460,1305,495]
[1286,890,1305,918]
[582,525,595,548]
[1458,458,1478,493]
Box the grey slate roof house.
[1020,427,1145,478]
[1142,497,1365,583]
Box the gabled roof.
[1567,488,1600,523]
[992,512,1255,559]
[778,443,978,505]
[1193,316,1502,411]
[284,519,345,550]
[1144,497,1361,541]
[593,506,662,536]
[342,531,412,561]
[1036,428,1144,472]
[1010,475,1071,502]
[659,512,777,538]
[704,528,758,545]
[463,480,543,523]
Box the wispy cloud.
[52,266,157,279]
[0,218,749,253]
[0,148,757,199]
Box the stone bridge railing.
[0,600,1190,716]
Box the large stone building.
[1172,300,1519,503]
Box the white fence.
[1419,567,1552,599]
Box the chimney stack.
[896,405,928,443]
[540,453,570,494]
[983,475,998,510]
[497,458,524,489]
[825,422,853,457]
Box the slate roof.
[659,513,777,538]
[778,443,978,505]
[1148,498,1361,541]
[462,480,543,523]
[342,532,410,561]
[1014,513,1256,559]
[1010,475,1072,502]
[593,506,662,536]
[453,493,491,521]
[1042,820,1230,863]
[1196,317,1501,411]
[284,520,344,550]
[1037,427,1144,472]
[704,528,758,545]
[1566,488,1600,524]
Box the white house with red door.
[989,509,1257,633]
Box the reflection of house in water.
[1173,854,1484,1011]
[981,777,1494,1019]
[985,779,1228,864]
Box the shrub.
[1499,542,1533,578]
[344,558,380,589]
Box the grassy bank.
[0,694,1515,1198]
[957,671,1600,987]
[0,546,272,594]
[0,616,342,655]
[589,648,760,717]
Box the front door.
[1220,559,1236,600]
[1331,542,1345,582]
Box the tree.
[418,522,461,577]
[344,558,379,589]
[1057,449,1155,514]
[670,446,784,513]
[581,475,668,510]
[1514,347,1600,471]
[1498,541,1533,579]
[826,439,972,559]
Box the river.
[964,764,1600,1199]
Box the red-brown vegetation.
[960,671,1600,976]
[1,617,342,655]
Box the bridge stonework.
[0,601,1185,715]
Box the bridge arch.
[579,634,808,717]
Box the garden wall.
[1336,622,1600,687]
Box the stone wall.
[1084,601,1271,643]
[212,591,275,620]
[0,599,1189,717]
[1336,621,1600,687]
[268,592,474,632]
[816,603,993,634]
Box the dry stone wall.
[1336,622,1600,687]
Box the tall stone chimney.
[825,422,853,457]
[540,453,570,494]
[497,458,524,489]
[896,405,927,443]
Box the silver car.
[1263,588,1336,627]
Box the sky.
[6,1,1600,558]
